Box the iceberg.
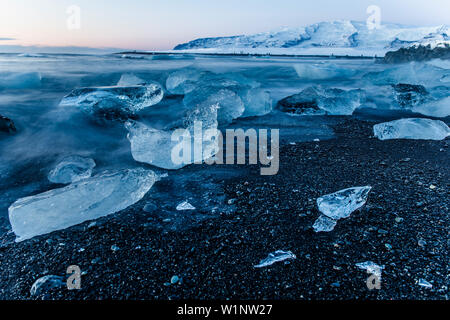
[392,83,429,109]
[241,88,273,117]
[48,156,96,184]
[166,69,203,95]
[313,215,338,232]
[60,80,164,120]
[183,87,244,125]
[126,121,185,170]
[30,275,65,296]
[126,89,219,170]
[0,72,41,89]
[374,118,450,141]
[277,86,364,116]
[9,168,160,242]
[364,62,447,87]
[413,96,450,118]
[167,69,265,118]
[355,261,385,279]
[317,186,372,220]
[277,87,326,115]
[294,64,356,80]
[126,115,219,170]
[254,250,296,268]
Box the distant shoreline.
[116,51,382,60]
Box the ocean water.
[0,53,447,242]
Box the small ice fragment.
[374,118,450,141]
[176,201,196,211]
[117,73,147,86]
[317,186,372,220]
[313,215,338,232]
[30,275,65,296]
[9,168,160,242]
[254,250,296,268]
[418,279,433,289]
[48,156,96,184]
[355,261,385,279]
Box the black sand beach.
[0,117,448,300]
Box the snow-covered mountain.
[173,21,449,56]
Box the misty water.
[0,53,448,243]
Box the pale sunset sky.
[0,0,448,52]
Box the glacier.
[374,118,450,141]
[9,168,160,242]
[173,21,449,56]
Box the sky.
[0,0,449,52]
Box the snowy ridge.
[173,21,449,56]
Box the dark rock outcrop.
[384,44,450,64]
[0,115,16,133]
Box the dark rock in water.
[392,84,429,108]
[384,44,450,64]
[0,115,16,133]
[277,87,324,115]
